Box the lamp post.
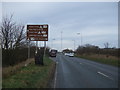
[52,38,55,48]
[72,40,75,52]
[77,33,82,47]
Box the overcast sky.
[2,2,118,51]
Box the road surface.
[50,53,118,88]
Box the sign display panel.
[27,24,48,41]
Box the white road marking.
[54,64,57,88]
[97,71,113,80]
[54,57,59,88]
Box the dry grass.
[77,54,119,67]
[87,54,118,60]
[3,58,34,78]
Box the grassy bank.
[3,58,34,78]
[2,56,56,88]
[76,54,119,67]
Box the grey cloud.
[2,2,118,51]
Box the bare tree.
[104,42,110,57]
[0,15,26,49]
[13,25,26,48]
[104,42,110,49]
[0,14,14,49]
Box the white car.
[64,53,74,57]
[64,53,69,56]
[69,53,74,57]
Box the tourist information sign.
[27,24,48,41]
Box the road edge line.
[54,61,58,88]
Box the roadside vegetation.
[75,44,119,67]
[76,54,119,67]
[2,56,56,88]
[1,14,55,88]
[3,58,34,78]
[63,43,119,67]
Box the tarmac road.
[50,53,118,88]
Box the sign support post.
[28,40,30,60]
[44,41,46,57]
[36,41,38,54]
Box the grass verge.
[3,58,34,78]
[2,56,56,88]
[76,54,119,67]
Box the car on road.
[69,53,74,57]
[64,53,69,56]
[64,52,74,57]
[49,49,57,57]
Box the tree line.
[62,43,118,58]
[0,15,38,67]
[76,43,118,57]
[1,15,118,66]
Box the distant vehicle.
[64,52,74,57]
[49,49,57,57]
[69,53,74,57]
[64,53,69,56]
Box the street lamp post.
[52,38,55,48]
[72,40,75,52]
[77,33,82,47]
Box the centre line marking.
[54,62,58,88]
[97,71,113,80]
